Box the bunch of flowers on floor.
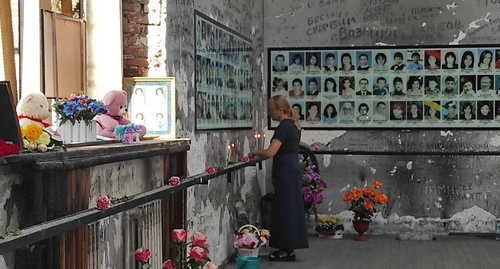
[134,230,217,268]
[315,216,344,238]
[53,93,107,126]
[164,229,217,269]
[21,123,58,152]
[343,180,389,221]
[233,225,270,250]
[300,154,327,221]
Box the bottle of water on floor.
[495,219,500,241]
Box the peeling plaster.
[489,134,500,147]
[322,155,332,168]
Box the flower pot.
[317,229,343,239]
[57,120,97,144]
[352,220,370,241]
[237,248,260,257]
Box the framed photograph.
[268,45,500,130]
[194,10,253,131]
[123,77,176,139]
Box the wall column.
[86,0,123,99]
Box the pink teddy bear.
[96,90,147,138]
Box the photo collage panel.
[195,11,253,131]
[268,47,500,129]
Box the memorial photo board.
[124,77,176,139]
[268,46,500,130]
[194,10,253,131]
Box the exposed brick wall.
[122,0,166,77]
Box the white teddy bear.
[16,92,62,145]
[16,92,52,129]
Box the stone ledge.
[0,138,191,169]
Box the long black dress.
[269,119,309,250]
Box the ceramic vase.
[352,220,370,241]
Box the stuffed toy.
[16,92,63,146]
[114,123,141,144]
[16,92,52,129]
[96,90,147,138]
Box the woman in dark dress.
[248,95,309,261]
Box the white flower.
[37,144,48,152]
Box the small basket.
[236,224,262,257]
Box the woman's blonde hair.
[268,95,301,130]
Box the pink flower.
[163,259,177,269]
[96,196,111,210]
[205,166,216,174]
[242,234,255,247]
[233,237,244,248]
[314,146,319,152]
[202,261,218,269]
[189,246,207,262]
[169,176,181,186]
[135,247,151,264]
[190,232,208,247]
[383,147,389,152]
[441,147,446,153]
[241,156,250,163]
[171,229,187,243]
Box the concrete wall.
[165,0,266,265]
[263,0,500,238]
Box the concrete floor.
[224,233,500,269]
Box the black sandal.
[269,249,296,261]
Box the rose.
[171,229,187,243]
[135,247,151,264]
[190,232,207,247]
[188,246,207,262]
[202,261,218,269]
[241,156,250,163]
[162,259,177,269]
[28,141,37,150]
[35,131,51,145]
[205,166,215,174]
[169,176,180,186]
[22,124,43,142]
[96,196,111,210]
[314,146,319,151]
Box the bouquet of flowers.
[135,229,218,269]
[300,154,327,220]
[20,123,58,152]
[315,216,344,231]
[315,216,344,239]
[342,180,389,221]
[233,224,270,250]
[52,93,107,126]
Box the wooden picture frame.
[123,77,176,139]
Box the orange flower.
[372,180,383,188]
[350,188,362,201]
[343,193,352,202]
[363,200,374,210]
[362,187,376,196]
[375,193,389,204]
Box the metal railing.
[0,157,264,255]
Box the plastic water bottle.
[495,219,500,241]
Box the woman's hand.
[247,151,255,159]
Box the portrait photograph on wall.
[124,77,176,139]
[194,11,253,131]
[268,46,500,130]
